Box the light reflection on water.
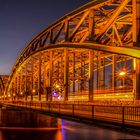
[0,108,140,140]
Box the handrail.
[1,101,140,128]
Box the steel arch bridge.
[2,0,140,101]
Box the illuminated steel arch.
[4,0,140,101]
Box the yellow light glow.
[32,89,36,93]
[119,71,126,76]
[20,92,23,95]
[133,58,136,70]
[56,85,60,88]
[125,95,128,97]
[8,94,11,97]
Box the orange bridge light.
[119,71,126,77]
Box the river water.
[0,108,140,140]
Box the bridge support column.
[72,52,75,93]
[133,58,140,100]
[44,72,48,101]
[17,74,20,100]
[98,56,105,90]
[20,71,23,98]
[48,50,53,101]
[132,0,140,100]
[15,76,18,100]
[25,63,28,101]
[96,52,99,90]
[31,61,34,101]
[12,83,15,100]
[89,50,94,101]
[16,75,18,99]
[38,54,41,101]
[64,49,69,101]
[112,55,116,90]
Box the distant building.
[0,75,9,97]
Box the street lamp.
[118,69,127,91]
[119,71,126,77]
[13,93,16,100]
[8,94,11,97]
[32,89,36,93]
[56,84,60,88]
[55,84,63,101]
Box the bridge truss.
[2,0,140,101]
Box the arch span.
[3,0,140,101]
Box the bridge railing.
[2,101,140,128]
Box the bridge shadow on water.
[0,107,140,140]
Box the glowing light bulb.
[58,95,61,100]
[56,85,60,88]
[119,71,126,76]
[32,89,36,93]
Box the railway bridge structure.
[1,0,140,102]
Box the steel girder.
[3,0,140,101]
[6,48,135,101]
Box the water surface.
[0,108,140,140]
